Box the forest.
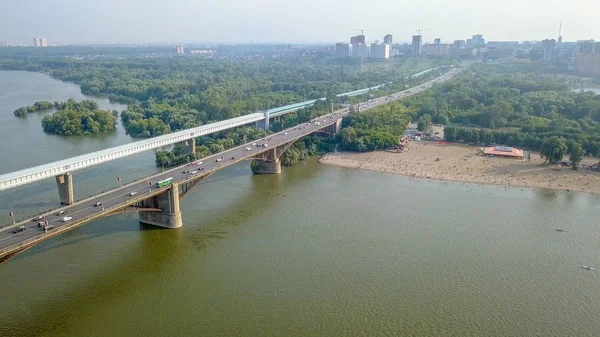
[0,55,440,137]
[400,62,600,158]
[41,99,118,136]
[13,101,55,116]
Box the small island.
[41,99,118,136]
[13,101,55,116]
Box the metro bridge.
[0,64,469,263]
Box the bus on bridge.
[156,177,174,188]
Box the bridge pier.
[251,148,281,174]
[255,110,270,131]
[328,118,343,135]
[251,160,282,174]
[55,172,75,205]
[138,183,183,229]
[182,138,196,156]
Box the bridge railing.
[0,198,130,258]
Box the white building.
[33,37,48,47]
[335,43,351,58]
[370,43,390,59]
[352,44,369,58]
[176,45,184,54]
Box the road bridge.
[0,63,471,263]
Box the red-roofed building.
[484,146,524,159]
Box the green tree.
[540,136,568,164]
[569,143,584,170]
[417,114,432,131]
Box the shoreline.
[319,141,600,194]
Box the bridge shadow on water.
[1,220,188,337]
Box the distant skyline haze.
[1,0,598,44]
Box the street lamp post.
[9,208,15,227]
[97,190,104,211]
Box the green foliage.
[540,136,568,164]
[40,99,117,136]
[569,143,585,170]
[13,100,54,116]
[155,144,195,167]
[0,55,440,137]
[280,136,335,167]
[339,102,410,152]
[417,114,432,131]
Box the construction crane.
[415,29,426,36]
[357,29,366,36]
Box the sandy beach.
[320,141,600,193]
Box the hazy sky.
[1,0,598,45]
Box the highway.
[0,63,469,260]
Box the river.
[1,71,600,337]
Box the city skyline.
[0,0,598,45]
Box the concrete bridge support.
[251,148,281,174]
[138,183,183,229]
[329,118,343,135]
[55,172,75,205]
[251,160,282,174]
[255,110,270,131]
[182,138,196,156]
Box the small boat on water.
[581,266,596,271]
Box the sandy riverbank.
[320,141,600,193]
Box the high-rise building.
[350,35,366,45]
[577,40,596,55]
[466,38,473,46]
[352,44,369,58]
[335,43,351,58]
[423,44,450,56]
[412,35,422,55]
[370,43,390,59]
[33,37,48,47]
[576,40,600,77]
[383,34,393,45]
[472,34,485,46]
[452,40,466,49]
[542,39,556,62]
[434,38,441,45]
[176,45,184,54]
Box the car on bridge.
[246,147,252,151]
[129,192,137,196]
[191,170,198,175]
[32,215,43,222]
[95,202,102,207]
[13,226,25,234]
[216,158,222,162]
[56,210,66,216]
[62,216,72,222]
